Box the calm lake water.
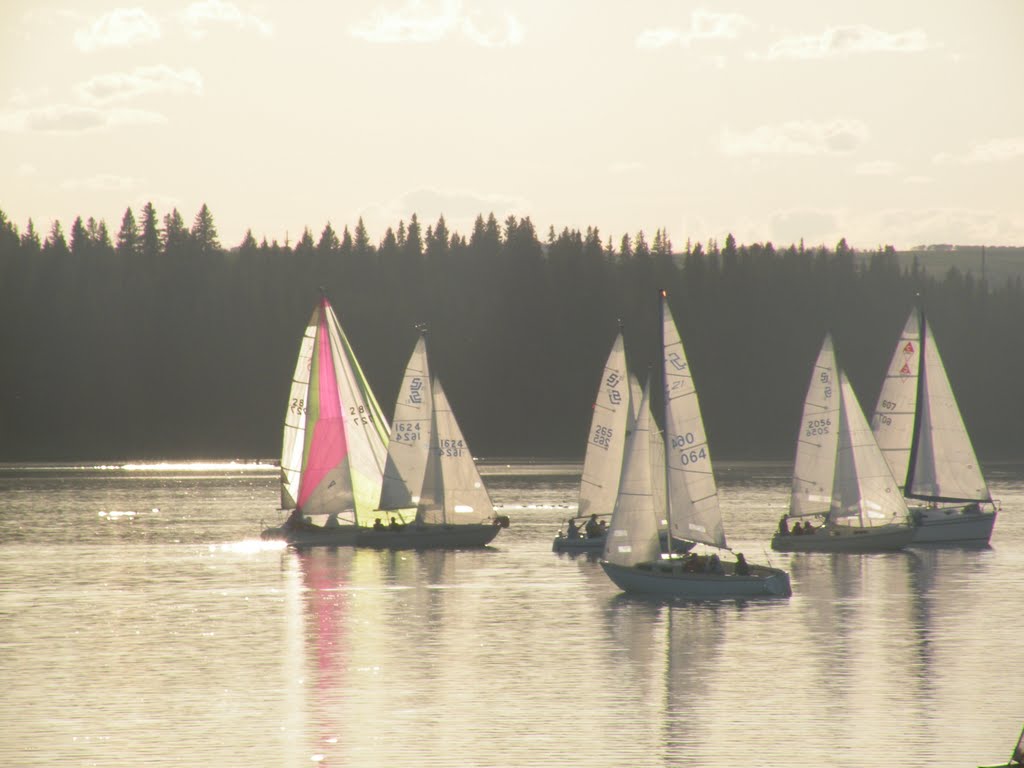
[1,460,1022,768]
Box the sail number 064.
[671,432,706,466]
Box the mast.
[659,290,672,557]
[904,307,926,493]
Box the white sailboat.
[357,329,505,548]
[262,294,390,546]
[600,292,791,599]
[553,331,633,553]
[772,334,915,553]
[871,308,997,545]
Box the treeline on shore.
[1,204,1022,463]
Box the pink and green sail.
[295,303,354,516]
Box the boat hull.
[355,523,502,550]
[600,560,791,599]
[552,534,605,553]
[771,523,914,553]
[909,505,996,546]
[260,524,359,547]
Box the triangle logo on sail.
[902,342,915,354]
[900,362,912,375]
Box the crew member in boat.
[284,507,309,531]
[777,515,790,535]
[325,512,341,528]
[585,514,602,538]
[803,521,815,534]
[566,517,581,539]
[373,517,385,531]
[389,516,404,531]
[734,552,750,576]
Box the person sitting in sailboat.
[777,515,790,535]
[585,514,602,538]
[565,517,581,539]
[389,516,404,531]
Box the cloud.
[61,174,138,192]
[76,66,204,105]
[637,9,751,50]
[608,161,643,174]
[74,8,161,52]
[761,24,929,60]
[855,160,898,176]
[351,0,523,47]
[182,0,273,39]
[933,137,1024,165]
[0,104,166,134]
[721,120,869,156]
[769,209,841,245]
[873,207,1024,247]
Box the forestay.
[789,334,840,518]
[661,295,726,549]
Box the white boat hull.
[260,524,359,547]
[600,560,791,599]
[355,522,502,549]
[771,523,914,553]
[910,505,996,546]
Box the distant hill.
[870,245,1024,286]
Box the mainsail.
[279,296,389,525]
[577,332,632,520]
[661,294,726,549]
[789,334,840,518]
[603,380,661,567]
[378,334,432,512]
[417,378,494,525]
[871,309,990,503]
[830,370,909,528]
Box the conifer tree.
[45,220,69,256]
[140,202,160,258]
[116,207,141,257]
[404,213,422,258]
[162,209,188,254]
[20,218,41,254]
[70,217,89,256]
[295,227,315,256]
[353,217,373,257]
[317,222,340,253]
[190,203,219,255]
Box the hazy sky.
[2,0,1022,250]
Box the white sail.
[789,334,840,517]
[871,310,921,489]
[661,296,726,549]
[906,315,991,502]
[830,370,910,528]
[577,332,632,520]
[628,372,643,427]
[417,378,493,525]
[378,335,432,511]
[603,381,661,567]
[649,399,668,531]
[280,312,317,510]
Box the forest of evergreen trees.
[1,203,1022,463]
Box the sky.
[2,0,1023,251]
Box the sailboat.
[261,294,390,546]
[772,334,916,553]
[600,292,791,599]
[980,723,1024,768]
[356,329,506,549]
[871,308,997,545]
[553,331,633,553]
